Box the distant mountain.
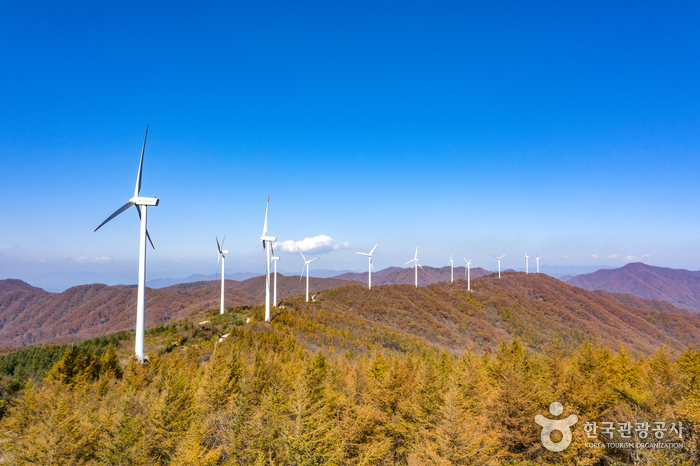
[0,279,47,294]
[146,272,258,288]
[333,266,491,286]
[538,264,617,279]
[566,262,700,313]
[0,275,362,347]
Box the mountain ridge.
[567,262,700,313]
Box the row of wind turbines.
[94,126,543,362]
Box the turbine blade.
[310,258,319,262]
[146,229,155,250]
[354,252,370,256]
[297,246,306,262]
[263,197,269,236]
[418,262,424,270]
[220,235,226,250]
[216,236,221,252]
[216,254,221,278]
[415,245,418,259]
[370,258,375,272]
[94,201,134,232]
[135,124,149,198]
[254,239,263,251]
[299,264,306,280]
[370,241,379,255]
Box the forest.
[0,276,699,465]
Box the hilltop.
[567,262,700,313]
[2,271,700,356]
[295,272,700,355]
[333,265,491,286]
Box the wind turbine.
[491,253,507,279]
[404,244,423,288]
[94,125,158,362]
[298,247,319,302]
[536,254,540,274]
[216,236,229,315]
[449,253,454,283]
[271,254,280,307]
[463,256,473,291]
[255,197,277,321]
[353,241,379,289]
[525,251,529,274]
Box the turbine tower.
[536,254,540,274]
[298,247,319,302]
[525,251,529,274]
[94,125,158,362]
[216,236,229,315]
[463,256,474,291]
[255,198,277,321]
[404,244,423,288]
[491,253,507,279]
[353,241,379,289]
[271,255,280,307]
[449,253,454,283]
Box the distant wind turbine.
[491,253,507,279]
[404,244,423,288]
[271,254,280,307]
[255,197,277,321]
[353,241,379,289]
[298,247,320,302]
[449,253,454,283]
[536,254,540,274]
[463,256,473,291]
[216,236,229,315]
[525,251,529,275]
[94,125,158,362]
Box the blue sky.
[1,0,699,288]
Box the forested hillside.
[1,274,700,465]
[0,276,361,347]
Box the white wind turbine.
[255,197,277,321]
[525,251,529,274]
[271,254,280,307]
[353,241,379,289]
[463,256,474,291]
[216,236,229,315]
[491,253,507,279]
[536,254,540,274]
[94,125,158,362]
[404,244,423,288]
[449,253,455,283]
[298,247,319,302]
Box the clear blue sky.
[1,0,699,287]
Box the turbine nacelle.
[129,197,159,206]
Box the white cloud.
[275,235,350,254]
[624,254,652,262]
[607,254,620,259]
[590,254,597,259]
[561,255,570,260]
[74,256,110,263]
